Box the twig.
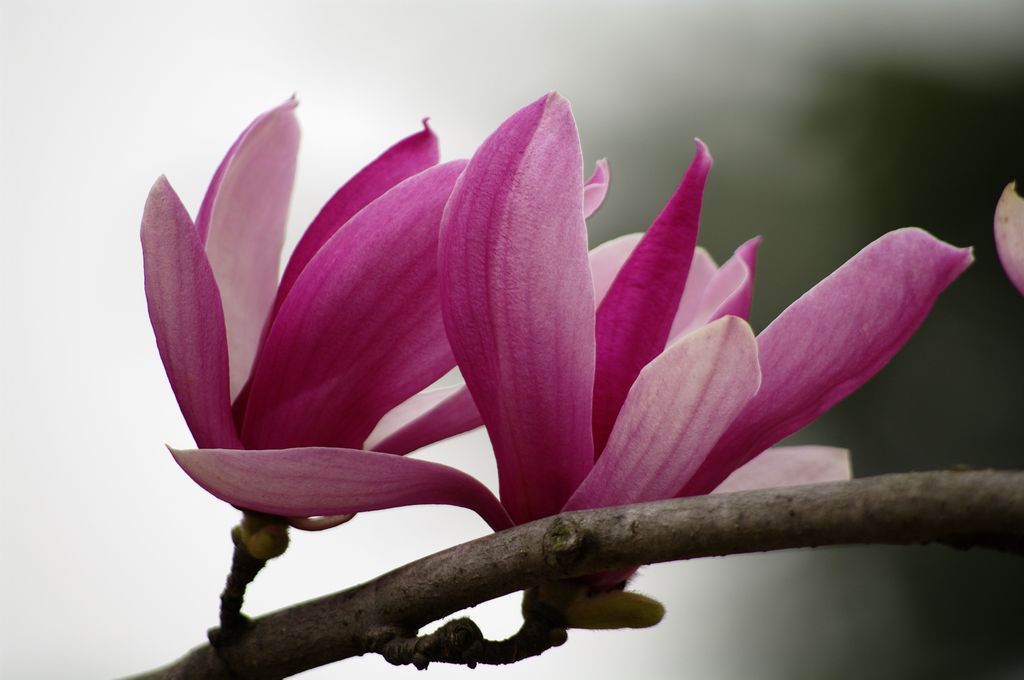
[207,533,266,646]
[126,470,1024,680]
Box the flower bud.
[526,580,666,630]
[234,512,290,560]
[562,590,665,630]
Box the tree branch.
[127,470,1024,680]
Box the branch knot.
[543,517,587,572]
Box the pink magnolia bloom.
[995,182,1024,295]
[142,99,517,530]
[437,93,972,584]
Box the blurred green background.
[583,29,1024,680]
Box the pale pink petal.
[241,161,467,450]
[593,238,737,346]
[141,177,242,450]
[583,158,611,218]
[271,121,440,323]
[592,238,718,321]
[366,385,483,455]
[713,446,851,494]
[170,446,513,531]
[195,99,300,399]
[590,233,643,304]
[365,384,462,450]
[440,93,595,524]
[665,247,718,338]
[684,228,973,495]
[669,237,760,340]
[592,140,713,456]
[286,514,355,531]
[564,316,760,512]
[995,182,1024,295]
[705,237,759,321]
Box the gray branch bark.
[128,470,1024,680]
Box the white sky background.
[1,1,1021,678]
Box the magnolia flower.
[143,99,520,530]
[995,182,1024,295]
[437,93,972,586]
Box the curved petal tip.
[583,158,611,218]
[692,138,712,169]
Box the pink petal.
[713,446,851,494]
[592,238,726,340]
[995,182,1024,295]
[592,140,713,456]
[241,161,466,450]
[564,316,760,513]
[195,99,300,399]
[665,247,718,338]
[590,233,643,304]
[373,215,657,455]
[440,93,595,524]
[141,177,242,449]
[170,446,513,531]
[286,514,355,531]
[378,235,726,460]
[365,385,482,455]
[684,228,973,495]
[271,121,440,324]
[669,237,760,341]
[704,236,760,321]
[365,384,462,449]
[583,158,611,218]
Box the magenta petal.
[583,158,611,218]
[272,121,441,323]
[685,228,973,495]
[592,140,713,456]
[366,385,482,455]
[564,316,760,513]
[713,446,851,494]
[241,161,467,450]
[195,99,300,399]
[141,177,242,449]
[170,446,513,531]
[669,237,760,341]
[440,93,595,524]
[592,236,720,341]
[995,182,1024,295]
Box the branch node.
[366,619,484,669]
[543,516,587,571]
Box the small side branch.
[366,597,567,669]
[128,470,1024,680]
